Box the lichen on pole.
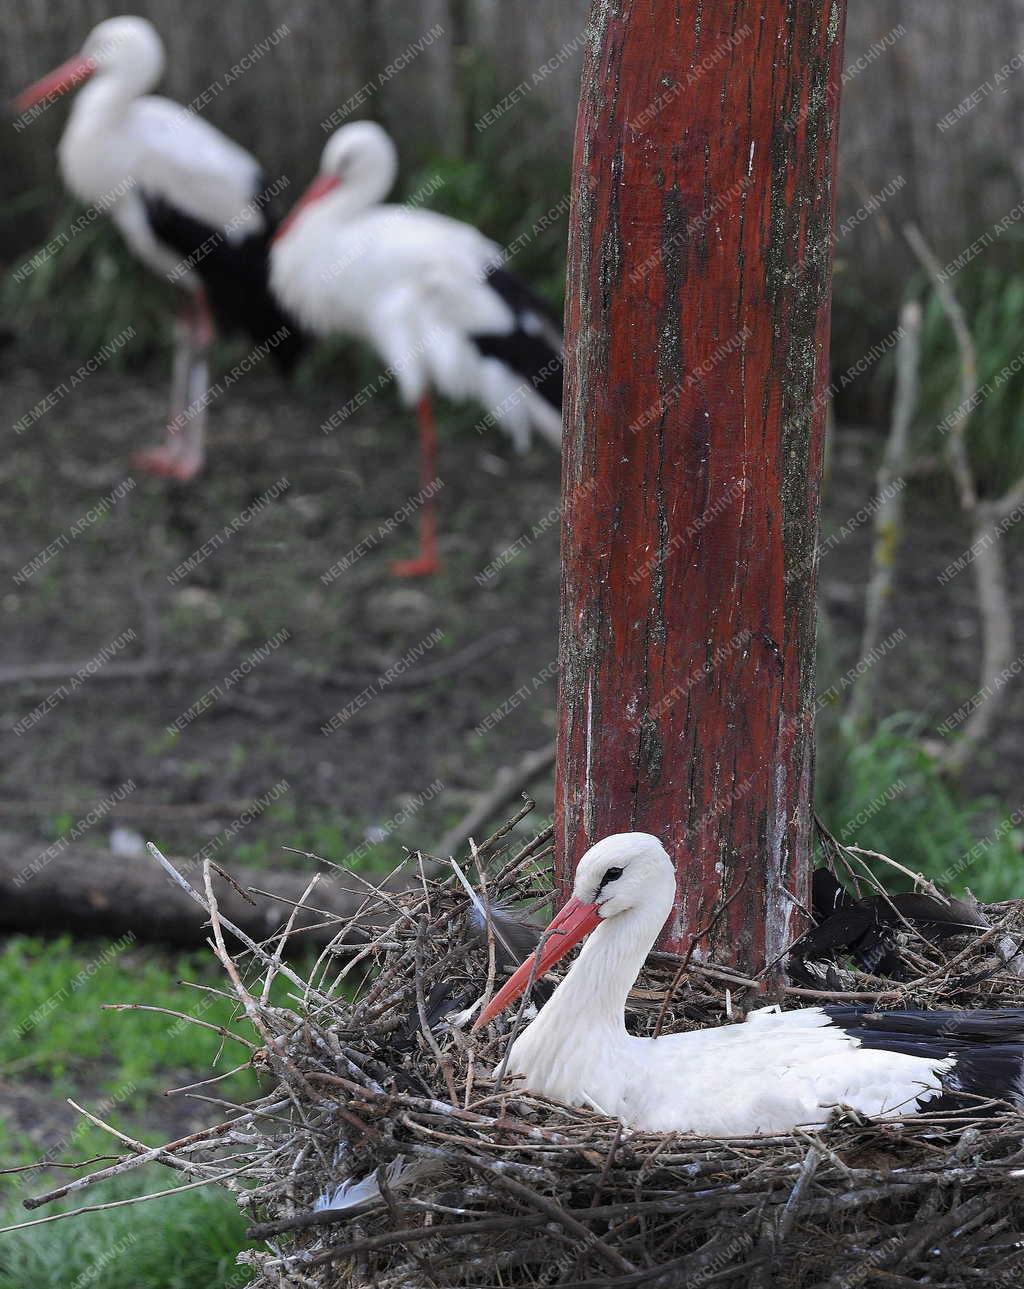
[556,0,848,974]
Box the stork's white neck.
[504,896,667,1109]
[549,907,656,1029]
[318,172,393,226]
[66,70,147,132]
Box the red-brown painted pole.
[556,0,847,975]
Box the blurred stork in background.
[14,14,306,481]
[270,121,563,577]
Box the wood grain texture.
[555,0,847,973]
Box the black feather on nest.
[792,868,989,981]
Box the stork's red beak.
[272,175,341,243]
[14,55,95,113]
[473,896,601,1030]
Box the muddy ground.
[3,340,1024,884]
[2,341,565,877]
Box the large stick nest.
[29,809,1024,1287]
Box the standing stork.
[475,833,1024,1135]
[13,15,305,481]
[270,121,563,577]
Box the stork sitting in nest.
[475,833,1024,1135]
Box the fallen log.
[0,843,416,950]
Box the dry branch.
[903,223,977,510]
[904,222,1019,773]
[847,297,921,730]
[435,744,555,858]
[0,628,517,696]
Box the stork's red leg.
[392,393,440,577]
[132,288,213,482]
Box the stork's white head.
[319,121,399,203]
[570,832,677,926]
[13,15,164,112]
[81,16,165,91]
[474,832,677,1030]
[274,121,399,244]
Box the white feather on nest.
[313,1154,429,1213]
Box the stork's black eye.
[598,866,624,892]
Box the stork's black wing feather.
[826,1005,1024,1112]
[800,869,988,979]
[471,265,563,412]
[142,189,309,374]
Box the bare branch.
[847,297,922,730]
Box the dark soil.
[2,340,562,876]
[2,340,1023,880]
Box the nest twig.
[16,809,1024,1287]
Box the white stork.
[14,14,305,480]
[270,120,563,577]
[475,833,1024,1135]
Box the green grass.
[815,715,1022,901]
[185,794,465,873]
[0,1171,253,1289]
[227,797,376,868]
[0,936,263,1104]
[0,937,284,1287]
[2,191,170,364]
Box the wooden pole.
[556,0,847,974]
